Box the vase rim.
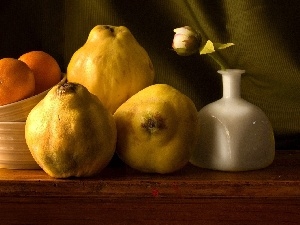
[217,69,246,75]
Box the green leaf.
[200,40,234,55]
[214,42,235,50]
[200,40,215,55]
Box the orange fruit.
[19,51,61,94]
[0,58,35,106]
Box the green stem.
[207,52,229,70]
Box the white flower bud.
[172,26,201,56]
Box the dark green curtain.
[1,0,299,149]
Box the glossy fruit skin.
[67,25,155,114]
[19,51,61,95]
[114,84,198,174]
[0,58,35,106]
[25,82,117,178]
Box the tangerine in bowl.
[0,50,65,122]
[0,58,35,106]
[19,51,62,95]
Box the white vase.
[190,69,275,171]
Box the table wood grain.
[0,150,299,225]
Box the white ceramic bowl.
[0,122,40,169]
[0,74,66,122]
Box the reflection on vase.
[190,69,275,171]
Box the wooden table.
[0,150,299,225]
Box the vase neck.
[217,69,245,99]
